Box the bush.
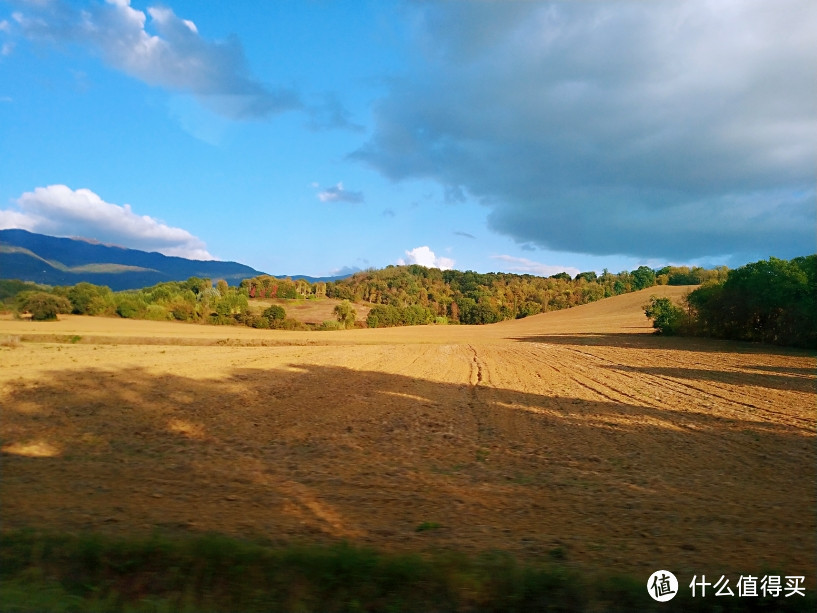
[168,299,196,321]
[643,296,685,335]
[333,300,357,329]
[17,292,71,321]
[262,305,286,321]
[277,317,308,330]
[115,294,146,319]
[144,304,171,321]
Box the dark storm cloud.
[354,0,816,260]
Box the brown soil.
[1,286,814,581]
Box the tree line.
[5,261,728,329]
[6,278,298,329]
[644,255,816,348]
[323,264,724,327]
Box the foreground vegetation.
[644,255,816,348]
[2,530,811,612]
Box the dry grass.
[249,296,372,325]
[0,335,21,348]
[1,287,814,587]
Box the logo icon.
[648,570,678,602]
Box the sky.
[0,0,814,278]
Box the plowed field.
[1,286,814,580]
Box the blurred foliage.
[2,530,812,613]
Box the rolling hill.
[0,229,341,290]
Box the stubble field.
[1,286,814,583]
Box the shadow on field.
[510,332,813,356]
[603,365,817,395]
[2,363,815,580]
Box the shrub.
[333,300,357,329]
[144,304,171,321]
[115,294,146,319]
[276,317,308,330]
[262,305,286,321]
[17,292,71,321]
[168,300,196,321]
[643,296,685,335]
[244,314,270,329]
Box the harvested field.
[1,286,814,583]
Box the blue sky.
[1,0,814,278]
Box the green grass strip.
[1,530,813,612]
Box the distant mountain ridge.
[0,229,342,290]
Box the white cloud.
[13,0,299,119]
[0,185,213,260]
[491,255,579,279]
[398,246,455,271]
[317,182,364,204]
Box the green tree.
[643,296,685,335]
[631,266,656,290]
[574,271,598,283]
[687,256,815,347]
[334,300,357,329]
[67,283,112,315]
[367,304,401,328]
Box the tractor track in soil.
[1,286,814,580]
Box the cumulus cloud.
[317,182,364,204]
[398,246,454,270]
[0,185,213,259]
[11,0,299,119]
[491,255,579,279]
[355,0,817,261]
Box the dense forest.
[4,263,726,330]
[644,255,816,348]
[321,264,725,327]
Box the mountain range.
[0,229,343,291]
